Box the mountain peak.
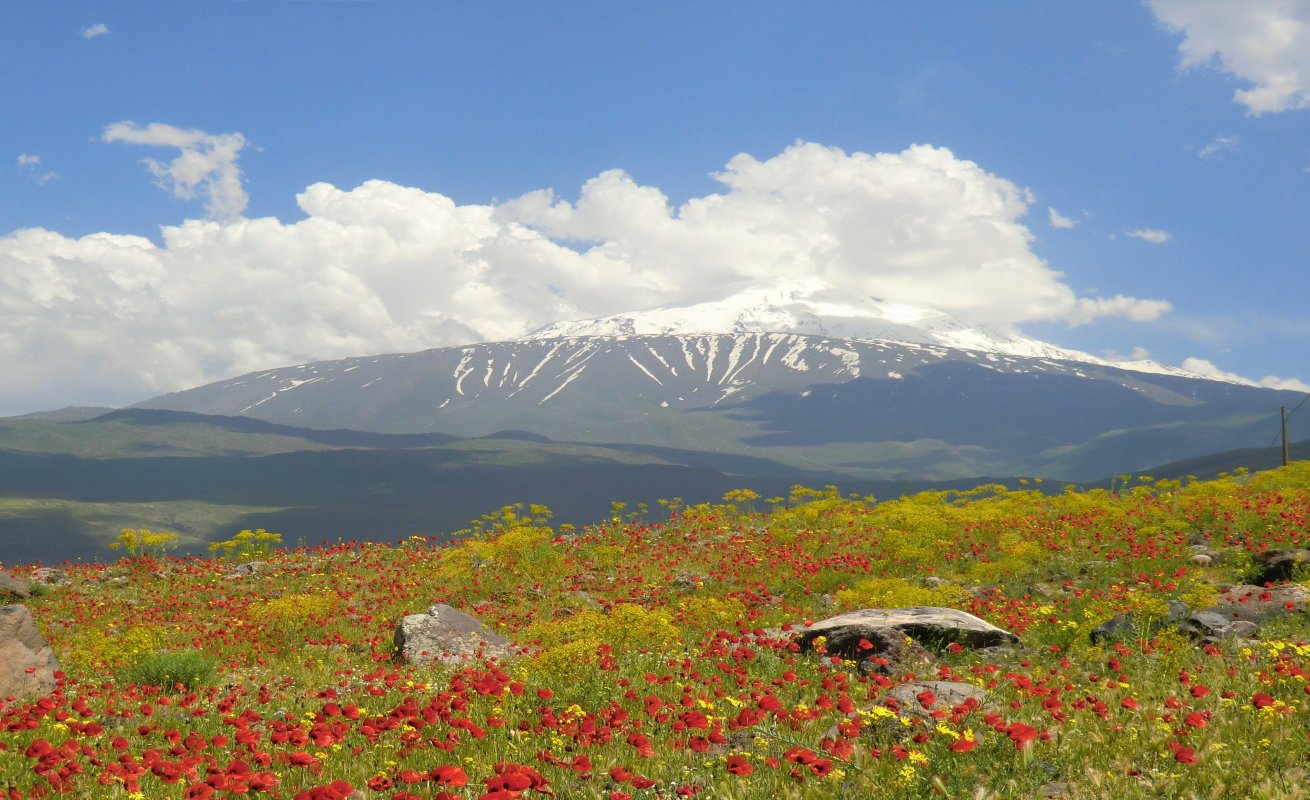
[526,279,1204,380]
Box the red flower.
[950,736,979,753]
[725,755,753,776]
[1169,740,1197,764]
[1006,723,1039,750]
[1252,692,1276,709]
[432,764,469,786]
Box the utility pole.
[1283,406,1291,467]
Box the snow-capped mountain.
[135,280,1299,481]
[528,278,1205,381]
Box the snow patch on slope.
[526,277,1215,382]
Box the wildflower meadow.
[7,465,1310,798]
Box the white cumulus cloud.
[1150,0,1310,114]
[1182,357,1310,392]
[17,154,41,167]
[1127,228,1171,244]
[103,122,249,221]
[80,23,109,39]
[0,141,1173,414]
[1047,207,1076,229]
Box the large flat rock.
[802,606,1018,649]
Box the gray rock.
[30,568,69,587]
[0,571,30,599]
[671,573,703,593]
[1207,584,1310,624]
[1091,600,1253,644]
[1188,554,1213,567]
[0,605,59,699]
[1222,620,1260,639]
[803,607,1019,649]
[226,561,266,579]
[1183,612,1258,641]
[394,603,514,665]
[884,680,988,718]
[1187,611,1236,638]
[1089,613,1138,644]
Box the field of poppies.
[7,465,1310,799]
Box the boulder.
[1251,550,1310,585]
[1185,612,1258,640]
[1207,584,1310,624]
[795,624,934,675]
[0,605,59,700]
[803,607,1019,650]
[883,680,988,721]
[395,604,514,665]
[0,571,30,599]
[1089,613,1139,645]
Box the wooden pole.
[1283,406,1291,467]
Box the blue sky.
[2,1,1309,415]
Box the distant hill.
[2,402,1306,565]
[134,331,1303,481]
[1101,438,1310,484]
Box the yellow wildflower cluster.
[254,592,338,625]
[208,528,282,560]
[835,576,966,611]
[110,528,178,558]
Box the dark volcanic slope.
[134,334,1306,480]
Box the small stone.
[30,568,69,587]
[226,561,266,579]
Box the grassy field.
[6,466,1310,797]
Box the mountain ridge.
[126,280,1305,481]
